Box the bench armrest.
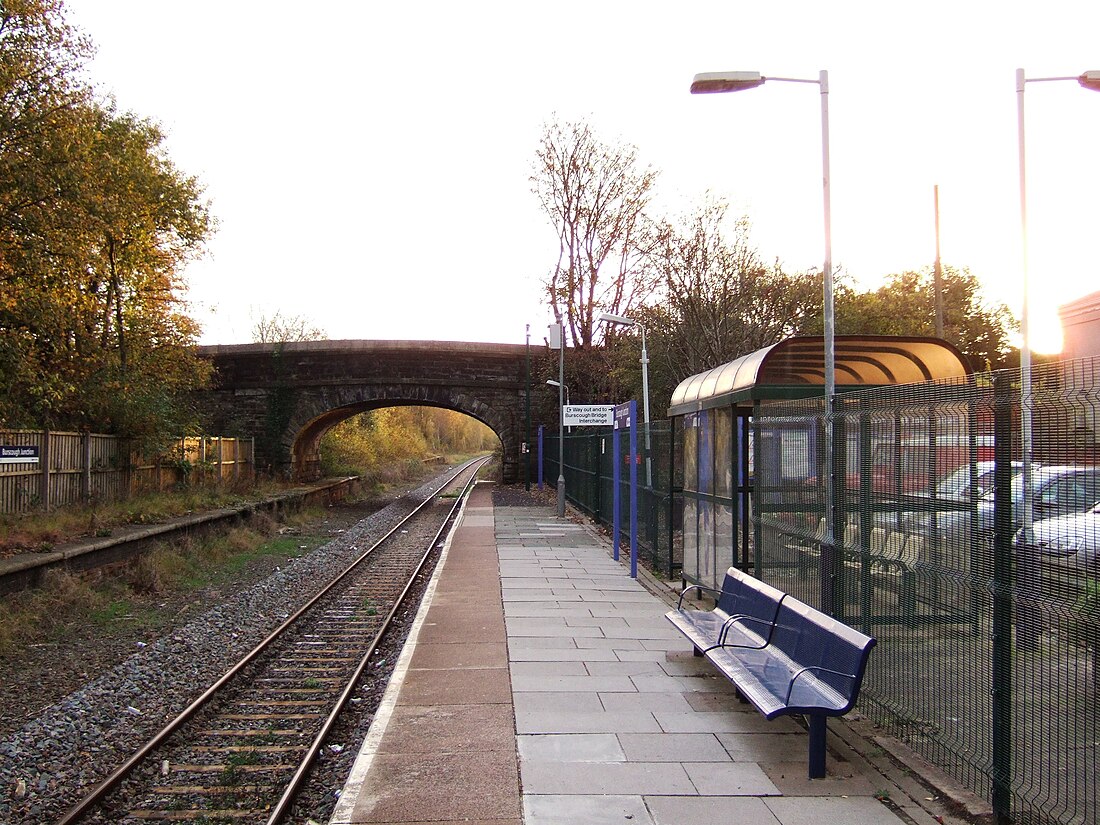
[717,614,776,648]
[783,665,858,704]
[676,583,722,610]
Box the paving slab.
[334,490,911,825]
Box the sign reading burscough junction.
[0,445,40,465]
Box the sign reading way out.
[562,405,615,427]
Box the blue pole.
[613,415,621,561]
[630,399,638,579]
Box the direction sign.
[562,405,614,426]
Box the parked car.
[895,461,1022,534]
[935,465,1100,546]
[933,461,1021,501]
[1014,501,1100,566]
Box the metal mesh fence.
[757,358,1100,825]
[535,356,1100,822]
[541,421,678,579]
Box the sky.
[66,1,1100,353]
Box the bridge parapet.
[194,340,531,482]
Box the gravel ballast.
[0,471,464,825]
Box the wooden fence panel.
[0,430,255,514]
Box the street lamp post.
[691,68,836,568]
[597,312,652,488]
[546,379,570,406]
[550,321,566,517]
[1015,69,1100,546]
[547,379,572,434]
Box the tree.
[531,117,658,348]
[0,3,216,446]
[836,267,1016,369]
[632,198,822,410]
[251,311,326,343]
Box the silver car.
[1016,501,1100,565]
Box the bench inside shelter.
[666,566,876,778]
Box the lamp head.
[596,311,635,327]
[1079,71,1100,91]
[690,71,765,94]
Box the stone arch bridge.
[195,340,534,483]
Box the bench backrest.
[719,567,786,641]
[768,596,876,711]
[715,567,749,615]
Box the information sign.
[562,405,614,426]
[0,445,39,465]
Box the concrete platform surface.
[329,484,918,825]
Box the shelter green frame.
[667,335,972,590]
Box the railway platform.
[328,482,936,825]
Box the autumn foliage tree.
[319,407,498,478]
[0,1,214,447]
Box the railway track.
[55,457,490,825]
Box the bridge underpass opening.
[291,402,502,483]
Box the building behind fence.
[0,431,255,514]
[542,354,1100,825]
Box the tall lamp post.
[546,379,570,406]
[691,69,836,561]
[1016,69,1100,545]
[550,321,566,517]
[597,312,652,488]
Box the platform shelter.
[666,335,972,593]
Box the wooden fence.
[0,430,255,514]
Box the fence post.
[39,430,50,511]
[81,431,92,504]
[991,373,1014,824]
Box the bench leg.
[693,646,704,658]
[808,715,827,779]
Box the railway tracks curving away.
[55,457,490,825]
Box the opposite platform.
[331,484,929,825]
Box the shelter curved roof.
[667,335,971,416]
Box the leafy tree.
[531,117,658,348]
[836,266,1016,369]
[320,407,497,476]
[0,3,215,448]
[611,198,821,413]
[251,311,326,343]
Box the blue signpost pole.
[629,400,638,579]
[612,414,622,561]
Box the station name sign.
[562,405,615,426]
[0,445,40,465]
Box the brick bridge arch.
[195,340,533,482]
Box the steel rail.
[265,457,486,824]
[54,456,488,825]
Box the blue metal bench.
[666,568,876,779]
[665,566,786,655]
